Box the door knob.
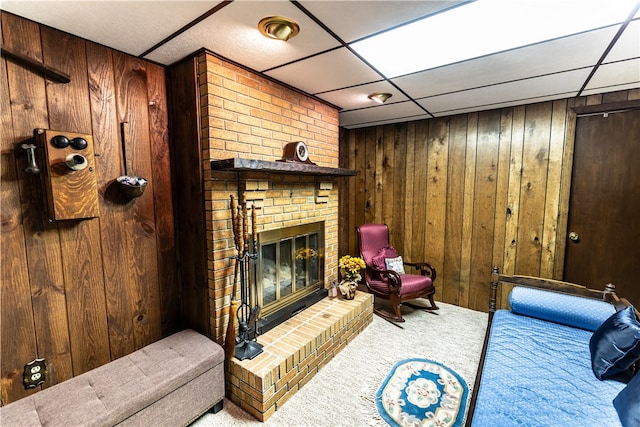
[568,231,579,242]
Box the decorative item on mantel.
[338,255,366,300]
[278,141,316,165]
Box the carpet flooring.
[192,299,488,427]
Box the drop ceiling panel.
[339,101,427,128]
[580,82,640,97]
[341,113,433,130]
[420,69,590,115]
[264,47,382,94]
[350,0,637,80]
[1,1,213,57]
[584,58,640,92]
[316,81,408,111]
[393,26,619,100]
[298,1,462,43]
[144,1,339,68]
[432,93,581,117]
[603,19,640,63]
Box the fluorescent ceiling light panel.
[351,0,639,78]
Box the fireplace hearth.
[226,291,373,421]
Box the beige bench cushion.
[0,329,224,427]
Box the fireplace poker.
[247,204,261,339]
[225,196,241,361]
[240,203,249,332]
[242,202,249,255]
[233,205,246,342]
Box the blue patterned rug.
[376,358,468,427]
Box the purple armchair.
[357,223,438,323]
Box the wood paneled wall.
[1,12,177,405]
[339,89,640,312]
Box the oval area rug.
[376,358,468,427]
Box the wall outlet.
[23,358,46,389]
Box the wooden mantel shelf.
[211,158,356,176]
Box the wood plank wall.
[339,89,640,312]
[1,12,177,405]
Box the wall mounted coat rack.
[34,128,100,221]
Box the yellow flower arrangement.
[338,255,366,281]
[338,255,366,299]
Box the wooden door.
[564,109,640,306]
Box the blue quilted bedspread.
[471,309,626,426]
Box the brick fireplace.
[196,51,342,339]
[189,51,372,420]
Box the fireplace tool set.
[226,195,263,361]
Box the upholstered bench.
[0,329,224,426]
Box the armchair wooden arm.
[404,261,437,282]
[366,265,402,292]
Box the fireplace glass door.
[257,222,324,318]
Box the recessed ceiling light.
[352,0,639,78]
[368,92,393,104]
[259,16,300,41]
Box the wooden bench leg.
[210,399,224,414]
